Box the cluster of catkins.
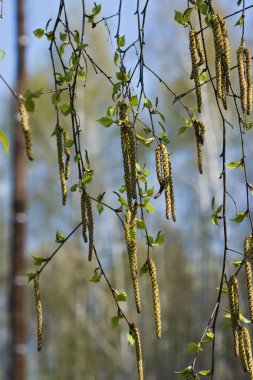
[55,124,71,205]
[228,235,253,379]
[189,28,205,113]
[118,102,164,379]
[18,95,34,161]
[212,14,230,109]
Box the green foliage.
[55,231,65,243]
[230,211,248,223]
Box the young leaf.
[143,97,153,109]
[115,291,127,302]
[137,219,146,230]
[70,184,79,192]
[55,231,65,243]
[111,315,121,328]
[32,256,46,266]
[127,332,135,346]
[64,139,74,148]
[198,370,211,376]
[230,211,248,223]
[130,95,139,106]
[33,28,44,38]
[82,170,94,185]
[96,116,113,127]
[140,262,149,276]
[96,203,103,215]
[26,272,35,283]
[0,131,9,155]
[90,272,101,283]
[225,159,244,169]
[187,342,201,353]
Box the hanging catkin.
[123,210,141,313]
[148,258,161,339]
[161,144,171,220]
[244,235,253,321]
[195,32,205,67]
[168,159,176,222]
[155,145,163,186]
[62,127,71,180]
[55,125,67,205]
[119,102,136,210]
[81,189,88,243]
[34,272,43,351]
[244,47,253,115]
[237,45,247,113]
[193,119,205,174]
[243,326,253,379]
[18,95,34,161]
[239,326,249,372]
[212,15,223,100]
[228,275,240,357]
[217,14,231,93]
[189,28,202,113]
[132,324,143,380]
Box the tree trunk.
[9,0,27,379]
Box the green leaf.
[182,8,193,24]
[143,97,153,109]
[144,202,156,214]
[117,35,125,48]
[70,184,78,192]
[119,197,128,206]
[23,89,43,112]
[60,32,67,42]
[77,68,86,80]
[96,116,113,127]
[155,232,164,245]
[32,256,46,266]
[115,291,127,302]
[96,203,103,215]
[230,211,248,223]
[140,262,149,276]
[235,15,244,27]
[239,312,251,324]
[33,28,44,38]
[26,272,35,283]
[127,332,135,346]
[223,320,232,329]
[205,331,214,342]
[74,30,80,44]
[178,126,188,135]
[60,103,71,116]
[0,131,9,155]
[119,184,126,193]
[225,159,244,169]
[175,366,192,376]
[211,214,218,225]
[137,219,146,230]
[187,342,201,353]
[111,315,121,328]
[237,0,243,5]
[64,139,74,148]
[199,70,207,84]
[55,231,65,243]
[114,52,119,66]
[0,49,5,61]
[231,260,242,268]
[90,272,101,283]
[130,95,139,106]
[52,91,61,105]
[174,10,184,25]
[93,4,101,16]
[107,106,115,117]
[64,70,74,83]
[81,170,94,185]
[198,370,211,376]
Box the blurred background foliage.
[1,0,253,379]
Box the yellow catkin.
[237,45,247,113]
[85,192,94,262]
[212,15,224,100]
[148,258,161,339]
[81,189,88,243]
[195,32,205,67]
[243,326,253,379]
[155,145,163,185]
[244,235,253,321]
[62,127,71,180]
[123,214,141,313]
[168,160,176,222]
[244,47,253,115]
[161,144,171,220]
[56,125,67,205]
[239,326,249,372]
[217,14,231,93]
[127,127,137,202]
[34,272,43,351]
[18,95,34,161]
[132,324,143,380]
[228,275,240,357]
[193,120,205,174]
[120,102,134,209]
[189,29,202,113]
